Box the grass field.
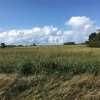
[0,45,100,99]
[0,45,100,75]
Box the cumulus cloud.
[65,16,97,43]
[0,26,64,45]
[66,16,93,28]
[0,16,98,45]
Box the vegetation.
[88,31,100,47]
[0,43,37,48]
[32,43,37,46]
[0,74,100,100]
[0,45,100,99]
[63,42,75,45]
[19,60,34,76]
[0,45,100,76]
[0,43,6,48]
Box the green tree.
[33,43,37,46]
[88,31,100,47]
[89,32,96,41]
[0,43,6,48]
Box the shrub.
[19,60,34,76]
[0,65,15,74]
[36,60,60,74]
[72,65,87,75]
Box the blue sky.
[0,0,100,45]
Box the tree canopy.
[88,31,100,47]
[0,43,6,48]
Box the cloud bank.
[0,16,98,45]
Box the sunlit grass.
[0,45,100,75]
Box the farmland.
[0,45,100,99]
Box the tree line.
[0,43,37,48]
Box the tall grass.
[0,45,100,76]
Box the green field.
[0,45,100,75]
[0,45,100,100]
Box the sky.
[0,0,100,45]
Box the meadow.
[0,45,100,100]
[0,45,100,76]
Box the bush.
[0,65,15,74]
[36,60,59,74]
[19,60,34,76]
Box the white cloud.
[0,16,98,45]
[66,16,93,28]
[65,16,97,43]
[0,26,64,45]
